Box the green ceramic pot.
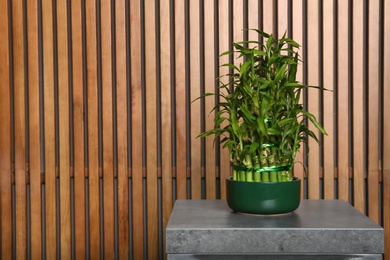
[226,177,301,215]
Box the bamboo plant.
[198,29,328,182]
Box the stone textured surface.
[166,200,384,256]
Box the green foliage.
[198,29,328,182]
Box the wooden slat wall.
[0,0,12,257]
[0,0,389,259]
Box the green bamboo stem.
[233,169,238,180]
[262,172,270,182]
[277,171,283,182]
[253,156,261,182]
[260,155,269,182]
[268,149,277,182]
[239,170,246,181]
[246,171,254,182]
[281,172,288,182]
[280,158,291,182]
[244,155,254,182]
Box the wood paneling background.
[0,0,389,259]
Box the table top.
[167,199,381,230]
[166,200,384,255]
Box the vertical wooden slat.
[130,0,144,258]
[247,0,259,37]
[277,0,288,36]
[71,0,86,257]
[262,0,273,39]
[12,0,27,257]
[231,0,244,184]
[27,0,42,258]
[337,0,350,203]
[86,0,100,258]
[175,0,187,199]
[323,0,335,200]
[307,0,320,199]
[233,0,243,51]
[190,0,201,200]
[100,0,115,257]
[230,0,244,188]
[42,0,56,257]
[383,0,390,257]
[57,0,71,256]
[160,0,173,255]
[248,0,259,30]
[352,0,365,214]
[232,0,243,131]
[2,0,390,257]
[0,0,13,256]
[292,0,305,197]
[204,0,216,200]
[218,0,230,199]
[144,0,158,257]
[367,0,380,224]
[115,0,129,257]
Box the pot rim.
[226,176,301,182]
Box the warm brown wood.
[231,0,244,183]
[2,0,390,258]
[57,0,71,256]
[218,0,230,199]
[367,0,380,224]
[384,169,390,260]
[0,0,12,257]
[337,0,350,203]
[42,0,57,257]
[174,0,187,199]
[12,0,27,258]
[27,0,42,257]
[307,0,320,199]
[145,0,159,257]
[383,0,390,257]
[115,0,129,257]
[247,0,259,42]
[352,0,365,214]
[204,0,216,200]
[86,0,100,258]
[233,0,243,45]
[277,0,288,37]
[292,0,305,198]
[71,0,86,257]
[190,0,202,200]
[130,0,144,258]
[323,0,335,200]
[262,0,273,39]
[248,0,258,30]
[101,1,115,257]
[160,0,173,256]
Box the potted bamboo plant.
[198,29,328,214]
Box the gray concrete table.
[166,200,384,259]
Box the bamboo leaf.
[240,59,252,77]
[268,127,281,135]
[252,49,267,56]
[261,95,270,118]
[221,63,239,71]
[239,105,255,122]
[277,118,294,126]
[250,29,270,38]
[249,142,259,153]
[303,111,328,135]
[274,64,287,82]
[257,117,268,137]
